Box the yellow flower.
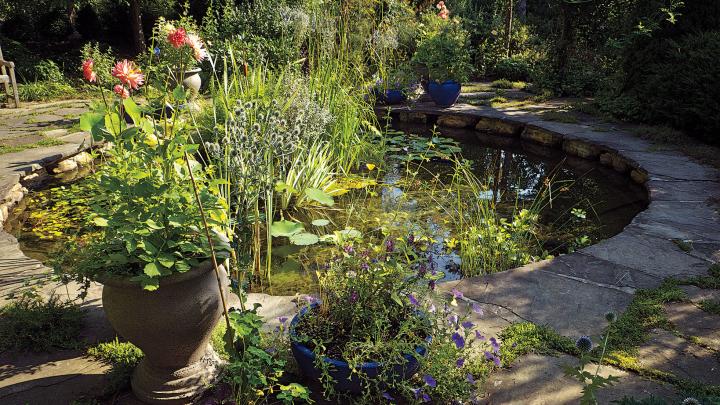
[366,163,376,171]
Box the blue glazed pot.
[289,304,429,394]
[427,80,462,107]
[384,89,407,105]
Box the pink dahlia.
[185,33,208,62]
[82,59,97,83]
[167,27,187,48]
[113,84,130,99]
[112,59,144,90]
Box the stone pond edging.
[377,101,720,340]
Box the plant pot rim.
[289,303,431,369]
[97,260,217,289]
[185,67,202,74]
[429,79,461,85]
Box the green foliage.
[491,79,513,89]
[699,300,720,315]
[76,92,230,291]
[222,304,312,404]
[80,42,116,85]
[0,137,65,154]
[34,59,64,82]
[491,57,533,81]
[499,322,578,366]
[383,128,462,162]
[412,18,473,83]
[0,296,84,352]
[87,338,143,394]
[18,81,77,102]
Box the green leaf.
[144,261,162,277]
[304,188,334,206]
[92,217,108,227]
[270,220,304,237]
[122,98,142,125]
[281,258,302,272]
[145,219,163,230]
[175,261,191,272]
[172,85,187,102]
[290,232,319,246]
[107,253,128,265]
[79,112,104,132]
[157,253,176,268]
[104,113,122,136]
[311,219,330,227]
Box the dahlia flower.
[113,84,129,99]
[167,27,187,48]
[82,59,96,83]
[185,33,208,62]
[112,60,144,90]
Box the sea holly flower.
[167,27,187,48]
[423,374,437,388]
[112,60,144,90]
[82,59,96,83]
[451,332,465,349]
[575,336,593,353]
[113,84,129,99]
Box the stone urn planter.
[182,68,202,100]
[100,261,228,404]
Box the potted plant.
[148,17,208,101]
[76,56,232,403]
[372,63,419,105]
[288,236,500,401]
[412,4,473,107]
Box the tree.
[129,0,145,54]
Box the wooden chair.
[0,42,20,108]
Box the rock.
[631,168,649,184]
[562,139,600,159]
[475,117,523,136]
[437,114,478,128]
[599,152,634,173]
[72,152,94,166]
[41,128,69,138]
[520,126,563,146]
[52,159,78,174]
[398,112,427,124]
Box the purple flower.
[411,387,422,399]
[428,280,436,291]
[485,351,501,367]
[278,316,288,324]
[343,245,354,254]
[417,264,427,277]
[423,374,437,388]
[385,239,395,252]
[408,233,415,244]
[475,330,486,341]
[456,357,465,368]
[304,295,318,305]
[466,373,476,384]
[422,393,431,403]
[448,314,459,326]
[452,332,465,349]
[428,303,436,313]
[451,288,464,299]
[408,293,420,307]
[382,392,394,401]
[360,262,370,271]
[349,291,359,304]
[461,321,474,329]
[472,303,484,315]
[490,337,501,354]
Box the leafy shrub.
[34,59,64,82]
[491,78,513,89]
[80,42,116,85]
[18,81,78,102]
[412,20,474,83]
[491,56,533,81]
[598,31,720,144]
[0,296,84,352]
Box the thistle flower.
[605,311,617,323]
[113,84,129,99]
[82,59,96,83]
[682,398,701,405]
[112,60,144,90]
[167,27,187,48]
[575,336,593,353]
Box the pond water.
[4,124,647,296]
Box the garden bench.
[0,43,20,108]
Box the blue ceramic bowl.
[427,80,462,107]
[289,304,430,394]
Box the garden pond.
[4,125,647,295]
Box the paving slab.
[480,354,680,404]
[630,201,720,242]
[665,302,720,351]
[637,329,720,385]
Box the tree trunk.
[555,2,574,95]
[129,0,145,55]
[67,0,81,40]
[504,0,514,58]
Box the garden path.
[1,92,720,403]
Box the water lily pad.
[290,232,319,246]
[270,220,304,237]
[305,188,334,207]
[311,219,330,227]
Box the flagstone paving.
[2,94,720,403]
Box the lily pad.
[311,219,330,227]
[290,232,319,246]
[305,188,334,207]
[270,220,304,237]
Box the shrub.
[0,296,85,352]
[491,57,533,81]
[34,59,64,82]
[18,81,77,102]
[598,31,720,144]
[491,78,513,89]
[412,20,474,83]
[87,338,143,393]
